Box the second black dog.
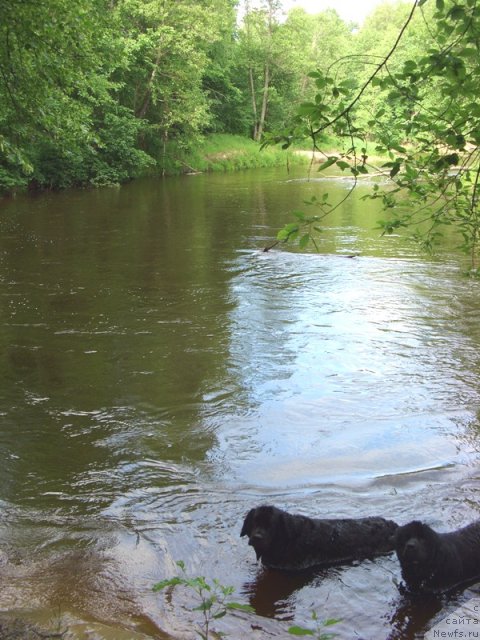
[240,505,398,570]
[394,519,480,593]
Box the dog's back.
[442,521,480,581]
[241,505,398,570]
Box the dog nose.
[404,538,419,556]
[249,532,264,545]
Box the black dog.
[240,505,398,571]
[394,519,480,592]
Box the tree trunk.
[256,62,270,141]
[136,47,163,119]
[249,66,259,140]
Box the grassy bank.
[157,133,310,175]
[1,133,379,196]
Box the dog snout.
[249,530,264,545]
[404,538,419,558]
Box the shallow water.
[1,166,480,638]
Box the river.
[0,165,480,639]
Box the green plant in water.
[153,560,254,640]
[288,611,341,639]
[154,561,340,639]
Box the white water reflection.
[209,251,480,487]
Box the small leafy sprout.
[288,611,341,639]
[153,560,254,640]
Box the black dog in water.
[394,519,480,593]
[240,505,398,571]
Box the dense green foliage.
[269,0,480,269]
[0,0,365,192]
[0,0,153,190]
[2,0,480,269]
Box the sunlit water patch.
[206,251,480,491]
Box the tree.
[202,13,249,135]
[0,0,152,191]
[282,7,353,103]
[238,0,284,141]
[114,0,237,170]
[269,0,480,271]
[235,3,353,141]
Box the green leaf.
[277,223,299,241]
[293,210,306,220]
[287,626,315,636]
[225,602,255,613]
[448,5,465,20]
[436,0,444,10]
[193,596,216,612]
[185,577,210,590]
[299,234,310,249]
[390,162,401,178]
[339,78,357,90]
[389,143,407,154]
[324,618,342,626]
[314,78,328,89]
[297,103,319,117]
[317,156,337,171]
[152,576,184,591]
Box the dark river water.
[1,166,480,639]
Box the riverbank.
[157,133,389,176]
[0,132,385,197]
[158,133,311,176]
[0,134,311,197]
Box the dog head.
[394,520,438,585]
[240,505,283,561]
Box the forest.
[1,0,480,269]
[0,0,446,191]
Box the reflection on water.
[0,166,480,638]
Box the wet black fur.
[394,520,480,593]
[240,504,398,571]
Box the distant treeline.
[0,0,421,192]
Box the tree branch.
[312,0,421,136]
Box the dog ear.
[414,521,439,551]
[240,508,256,537]
[272,508,287,539]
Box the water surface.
[1,166,480,638]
